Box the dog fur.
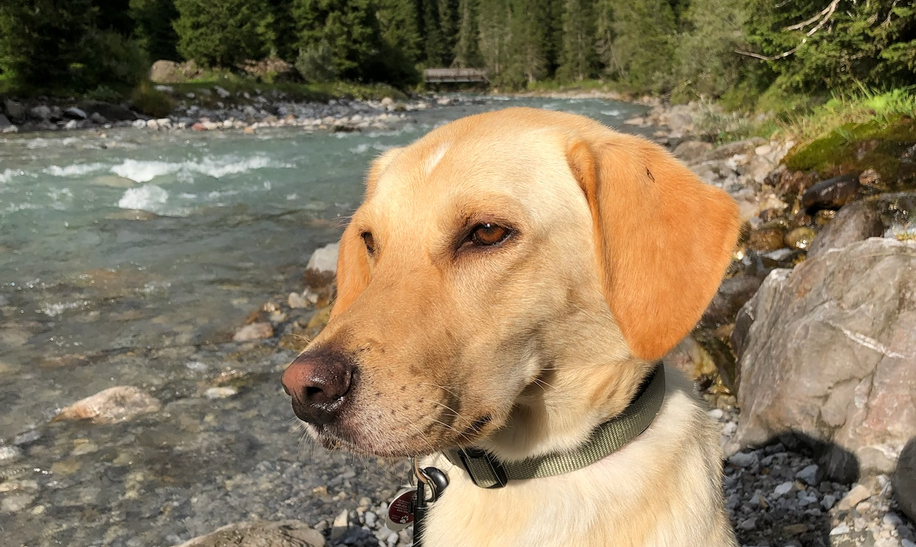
[285,107,740,546]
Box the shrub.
[295,43,337,83]
[131,80,174,117]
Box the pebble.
[839,484,873,511]
[728,451,757,468]
[331,508,349,541]
[0,494,36,513]
[773,481,794,497]
[204,387,238,399]
[795,463,820,485]
[232,322,273,341]
[832,524,852,535]
[0,445,23,462]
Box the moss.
[785,116,916,190]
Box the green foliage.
[557,0,597,81]
[130,0,180,61]
[744,0,916,95]
[173,0,274,67]
[295,43,338,82]
[292,0,383,80]
[453,0,483,67]
[477,0,511,82]
[377,0,423,64]
[0,0,147,93]
[676,0,748,98]
[602,0,677,93]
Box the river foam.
[110,155,290,183]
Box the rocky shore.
[0,88,457,135]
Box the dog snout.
[281,350,356,425]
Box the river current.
[0,95,651,546]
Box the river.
[0,94,651,546]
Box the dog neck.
[444,363,665,488]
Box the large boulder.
[735,237,916,482]
[150,60,182,83]
[807,199,885,259]
[173,520,325,547]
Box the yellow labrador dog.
[282,108,739,547]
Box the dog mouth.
[306,412,496,457]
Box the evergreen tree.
[676,0,748,98]
[603,0,676,92]
[377,0,423,64]
[293,0,384,80]
[505,0,553,85]
[477,0,511,81]
[438,0,460,64]
[557,0,597,81]
[453,0,482,67]
[173,0,274,67]
[130,0,180,61]
[420,0,449,66]
[0,0,146,91]
[267,0,299,61]
[743,0,916,93]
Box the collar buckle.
[456,448,508,489]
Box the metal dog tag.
[385,488,416,532]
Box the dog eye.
[470,223,511,247]
[361,231,376,255]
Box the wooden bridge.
[424,68,489,84]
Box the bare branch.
[784,0,840,31]
[738,0,838,62]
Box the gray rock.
[894,439,916,524]
[233,322,274,342]
[30,105,51,121]
[808,200,885,259]
[150,60,182,83]
[795,464,821,486]
[1,494,35,513]
[330,508,349,542]
[728,451,758,468]
[306,243,339,274]
[773,481,794,497]
[672,140,713,164]
[215,86,231,99]
[4,99,25,121]
[0,114,13,131]
[63,107,87,120]
[736,238,916,481]
[839,484,873,511]
[54,386,162,423]
[89,112,107,124]
[64,119,79,130]
[173,520,325,547]
[700,275,764,329]
[79,100,138,121]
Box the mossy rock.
[785,116,916,191]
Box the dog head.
[281,108,739,458]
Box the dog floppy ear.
[567,134,739,361]
[331,148,403,319]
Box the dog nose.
[281,351,355,425]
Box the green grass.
[780,86,916,143]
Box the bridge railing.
[423,68,489,83]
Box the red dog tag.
[385,488,416,532]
